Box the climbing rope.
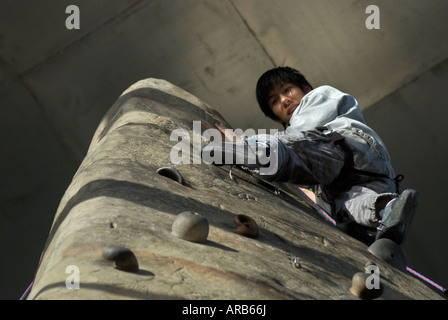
[406,267,446,293]
[292,184,446,296]
[19,280,33,300]
[294,185,337,226]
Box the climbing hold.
[367,238,406,271]
[232,214,258,239]
[292,256,301,269]
[102,245,139,272]
[156,166,185,185]
[349,272,383,300]
[172,211,209,243]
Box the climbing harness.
[292,184,447,296]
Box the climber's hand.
[215,123,242,142]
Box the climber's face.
[267,82,310,125]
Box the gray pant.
[316,179,398,228]
[265,128,398,228]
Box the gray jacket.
[255,85,396,195]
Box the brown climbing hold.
[349,271,382,300]
[102,245,139,272]
[232,214,258,239]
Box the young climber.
[204,66,418,245]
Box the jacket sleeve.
[252,131,346,186]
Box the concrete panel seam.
[228,0,276,68]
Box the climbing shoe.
[375,189,418,245]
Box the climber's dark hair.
[256,66,313,122]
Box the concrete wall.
[1,0,447,298]
[0,57,79,299]
[26,78,442,300]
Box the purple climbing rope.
[293,185,336,225]
[292,184,446,296]
[19,281,33,300]
[406,267,446,293]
